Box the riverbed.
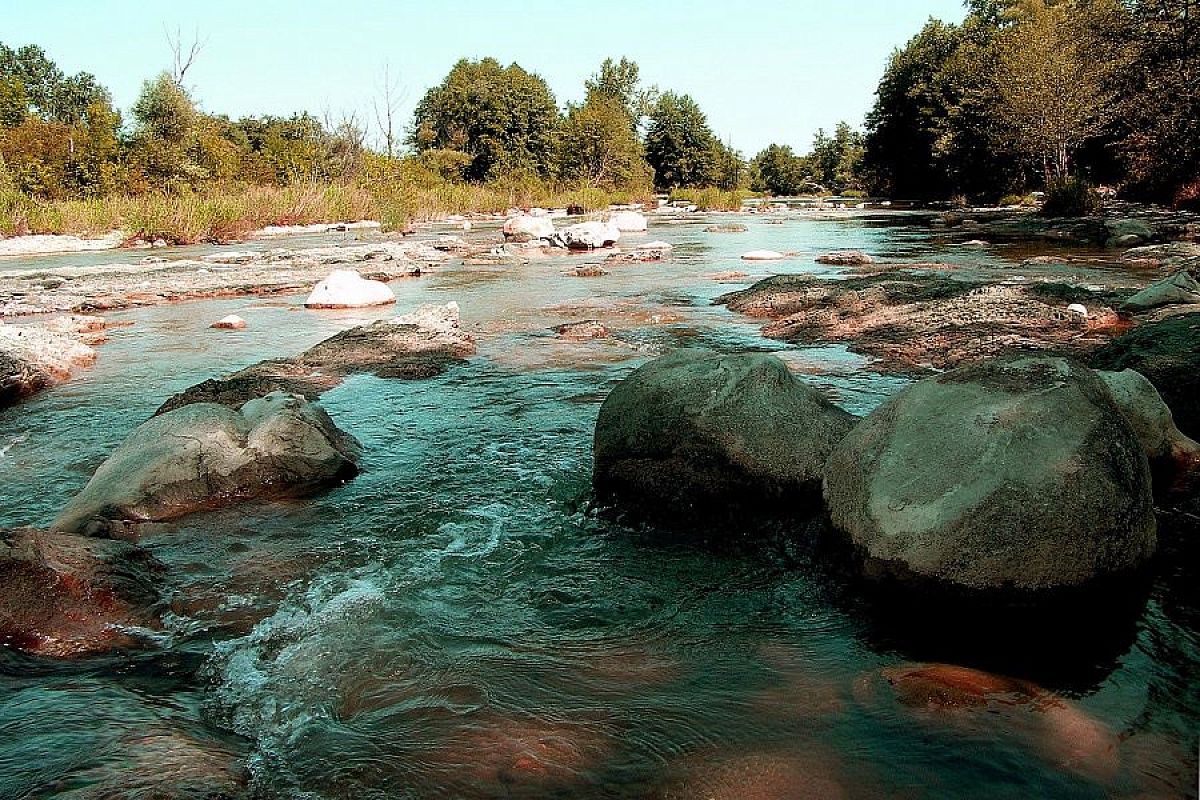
[1,212,1195,799]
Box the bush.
[1040,177,1102,217]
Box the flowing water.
[1,213,1196,798]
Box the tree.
[992,0,1118,180]
[644,92,719,190]
[558,95,648,189]
[584,56,658,131]
[372,63,404,157]
[129,72,203,185]
[810,123,865,193]
[409,58,560,181]
[751,144,810,195]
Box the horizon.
[4,0,968,155]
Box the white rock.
[741,250,787,261]
[1067,303,1089,317]
[609,211,649,232]
[304,269,396,309]
[0,230,126,257]
[211,315,247,330]
[562,221,621,250]
[502,215,556,242]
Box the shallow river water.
[1,213,1196,798]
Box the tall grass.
[0,179,660,244]
[669,187,754,211]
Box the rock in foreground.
[304,269,396,309]
[1089,313,1200,440]
[824,355,1156,592]
[54,392,361,535]
[594,349,855,522]
[0,528,163,657]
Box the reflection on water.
[0,214,1195,798]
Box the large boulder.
[502,215,556,243]
[609,210,648,232]
[560,221,620,250]
[1119,271,1200,313]
[1088,313,1200,440]
[594,349,856,521]
[0,528,163,657]
[824,355,1156,592]
[304,269,396,309]
[54,392,361,535]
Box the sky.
[3,0,968,156]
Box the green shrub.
[1040,177,1102,217]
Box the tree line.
[861,0,1199,208]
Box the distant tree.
[751,143,809,195]
[584,56,658,132]
[129,72,204,185]
[711,139,746,191]
[558,94,649,189]
[372,63,404,157]
[644,92,719,190]
[409,58,560,181]
[0,42,109,125]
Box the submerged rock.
[815,250,874,266]
[157,302,475,413]
[741,250,786,261]
[54,392,361,535]
[0,323,98,406]
[1089,312,1200,440]
[554,320,611,340]
[0,528,163,657]
[594,349,855,522]
[303,269,396,309]
[655,749,847,800]
[211,314,247,330]
[704,223,748,233]
[824,354,1156,592]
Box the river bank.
[1,209,1197,799]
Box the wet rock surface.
[824,355,1157,592]
[594,349,855,523]
[158,302,476,413]
[0,528,164,657]
[1089,312,1200,440]
[53,392,362,535]
[718,273,1127,372]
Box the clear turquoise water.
[0,214,1194,798]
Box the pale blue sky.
[4,0,967,155]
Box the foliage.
[409,57,560,181]
[750,144,809,195]
[644,92,719,190]
[558,95,650,190]
[1040,176,1102,217]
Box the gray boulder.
[1119,271,1200,313]
[54,392,361,534]
[559,221,621,250]
[824,355,1156,592]
[593,349,856,520]
[1098,368,1200,497]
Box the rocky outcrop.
[594,349,855,522]
[1089,313,1200,440]
[157,302,475,414]
[502,215,556,243]
[304,269,396,309]
[0,322,98,406]
[0,528,164,657]
[1119,271,1200,313]
[718,274,1124,372]
[54,392,361,535]
[824,355,1156,592]
[815,250,874,266]
[559,221,620,250]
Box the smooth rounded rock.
[609,210,648,232]
[502,215,556,243]
[594,349,856,521]
[304,269,396,309]
[741,250,786,261]
[824,355,1156,592]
